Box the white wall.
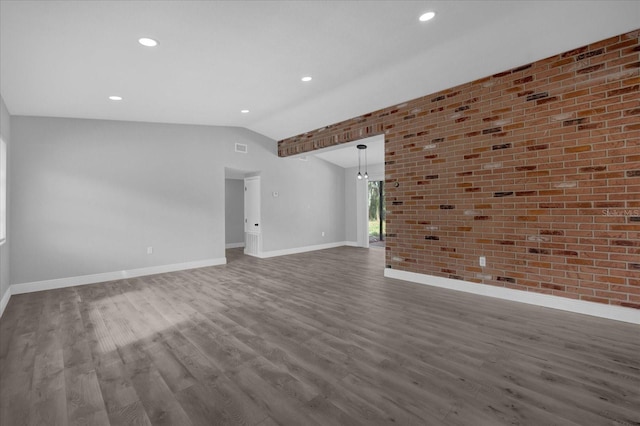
[344,163,384,244]
[263,156,345,251]
[345,166,358,243]
[10,116,346,285]
[366,163,385,182]
[225,179,244,246]
[0,95,10,303]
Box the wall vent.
[235,143,248,154]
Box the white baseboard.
[343,241,360,247]
[384,269,640,325]
[254,241,352,259]
[225,242,245,249]
[10,257,227,296]
[0,286,11,318]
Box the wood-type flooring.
[1,246,639,425]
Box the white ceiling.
[1,1,638,142]
[311,134,384,169]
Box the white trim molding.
[0,286,11,318]
[10,257,227,296]
[225,242,245,249]
[253,241,352,259]
[384,268,640,325]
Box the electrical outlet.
[479,256,486,267]
[322,231,325,237]
[147,246,153,255]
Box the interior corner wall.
[9,117,346,286]
[279,29,640,311]
[225,179,244,246]
[262,156,346,252]
[0,95,10,303]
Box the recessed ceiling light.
[138,37,158,47]
[419,12,436,22]
[241,109,250,114]
[301,76,312,82]
[108,95,123,101]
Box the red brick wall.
[278,29,640,309]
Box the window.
[0,138,6,245]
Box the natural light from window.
[0,138,6,245]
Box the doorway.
[225,179,245,249]
[224,168,260,260]
[368,180,385,247]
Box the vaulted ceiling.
[1,1,638,141]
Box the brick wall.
[278,29,640,309]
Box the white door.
[244,176,261,233]
[244,176,261,256]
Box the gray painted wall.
[225,179,244,245]
[10,116,346,285]
[0,96,10,301]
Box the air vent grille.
[235,143,248,153]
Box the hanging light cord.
[364,148,368,179]
[357,144,367,180]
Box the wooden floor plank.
[64,364,110,426]
[1,246,638,425]
[92,359,152,426]
[126,361,193,426]
[28,290,68,426]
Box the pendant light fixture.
[357,144,368,180]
